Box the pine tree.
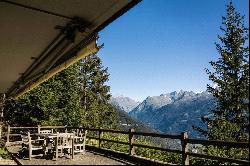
[79,54,117,128]
[4,63,85,127]
[194,1,249,142]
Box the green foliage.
[79,55,118,128]
[189,145,249,165]
[101,132,129,153]
[3,98,45,126]
[3,63,83,126]
[3,54,117,128]
[0,140,10,159]
[135,138,181,164]
[21,63,84,126]
[194,1,249,142]
[0,147,10,159]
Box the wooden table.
[35,133,75,160]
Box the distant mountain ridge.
[129,90,216,138]
[134,94,172,113]
[109,95,140,112]
[110,90,216,138]
[130,90,206,115]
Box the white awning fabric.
[0,0,140,98]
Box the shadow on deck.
[6,142,134,165]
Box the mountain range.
[110,95,140,112]
[110,90,216,138]
[113,105,181,149]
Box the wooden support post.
[181,132,189,165]
[38,125,40,133]
[55,132,59,160]
[129,128,135,156]
[83,130,87,152]
[7,125,10,143]
[28,132,32,160]
[76,129,79,136]
[98,127,102,148]
[71,136,75,159]
[0,124,2,140]
[37,125,40,140]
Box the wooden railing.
[4,125,249,165]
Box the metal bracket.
[55,17,88,43]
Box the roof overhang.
[0,0,141,98]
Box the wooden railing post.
[83,130,87,152]
[37,125,41,140]
[65,126,68,133]
[129,128,135,156]
[98,127,102,147]
[55,132,58,160]
[38,125,40,133]
[71,135,75,159]
[0,124,2,140]
[76,129,79,136]
[28,132,32,160]
[181,132,189,165]
[7,125,10,143]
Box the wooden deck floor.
[6,143,134,165]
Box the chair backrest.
[40,130,52,134]
[21,133,29,144]
[21,132,32,148]
[56,132,73,147]
[78,129,88,137]
[74,130,87,144]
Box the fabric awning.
[0,0,141,98]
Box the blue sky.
[98,0,249,101]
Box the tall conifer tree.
[79,54,117,128]
[194,1,249,142]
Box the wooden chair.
[37,129,52,144]
[55,132,74,160]
[22,132,44,160]
[74,130,87,154]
